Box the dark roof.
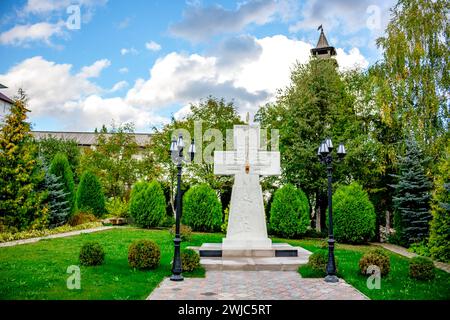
[0,92,13,105]
[0,84,7,89]
[311,29,336,57]
[32,131,152,147]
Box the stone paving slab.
[371,242,450,273]
[0,226,114,248]
[147,271,368,300]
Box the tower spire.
[311,26,336,58]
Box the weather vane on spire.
[318,24,323,32]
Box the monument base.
[222,237,272,250]
[190,243,311,271]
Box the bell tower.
[311,25,336,59]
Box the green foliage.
[0,222,102,243]
[307,250,338,274]
[391,136,432,246]
[79,123,152,199]
[181,248,200,272]
[221,205,229,233]
[169,224,192,241]
[359,248,390,276]
[129,181,166,228]
[79,241,105,266]
[409,257,435,280]
[41,164,71,228]
[68,212,98,226]
[105,197,129,218]
[128,239,160,270]
[330,182,376,244]
[0,89,43,230]
[76,171,107,217]
[49,153,76,216]
[409,241,431,258]
[269,184,310,238]
[182,184,222,232]
[36,136,80,182]
[428,145,450,262]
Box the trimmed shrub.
[79,242,105,266]
[105,197,129,218]
[129,181,166,228]
[270,184,310,238]
[329,182,376,244]
[76,171,107,217]
[128,240,160,270]
[181,248,200,272]
[68,212,98,226]
[169,224,192,241]
[49,153,76,215]
[359,248,390,276]
[182,184,222,232]
[308,250,338,274]
[409,256,435,280]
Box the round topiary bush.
[269,184,310,238]
[79,242,105,266]
[129,180,166,228]
[169,224,193,241]
[50,152,76,215]
[307,250,338,274]
[181,248,200,272]
[182,184,222,232]
[409,256,435,280]
[128,239,161,270]
[329,182,376,244]
[76,171,107,217]
[359,248,390,276]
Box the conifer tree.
[391,136,432,246]
[49,153,76,216]
[0,89,41,230]
[43,164,71,228]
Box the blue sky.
[0,0,395,132]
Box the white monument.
[214,124,280,249]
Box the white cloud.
[118,67,129,74]
[169,0,279,42]
[145,41,161,52]
[78,59,111,78]
[120,47,138,55]
[0,21,65,46]
[109,80,128,92]
[0,34,368,131]
[23,0,107,15]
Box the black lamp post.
[318,138,346,283]
[169,133,195,281]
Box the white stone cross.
[214,125,280,249]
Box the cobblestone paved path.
[147,271,368,300]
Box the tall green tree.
[428,144,450,262]
[79,123,149,200]
[373,0,449,167]
[148,97,243,215]
[256,58,368,231]
[390,136,432,246]
[76,171,107,217]
[0,89,43,230]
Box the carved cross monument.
[214,124,280,249]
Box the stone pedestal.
[222,174,272,250]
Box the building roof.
[311,28,336,57]
[0,92,13,105]
[32,131,152,148]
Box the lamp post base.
[170,274,184,282]
[324,275,339,283]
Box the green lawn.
[0,228,448,300]
[0,227,213,300]
[291,239,450,300]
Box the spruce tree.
[391,136,432,246]
[49,153,76,216]
[0,89,41,230]
[43,164,71,228]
